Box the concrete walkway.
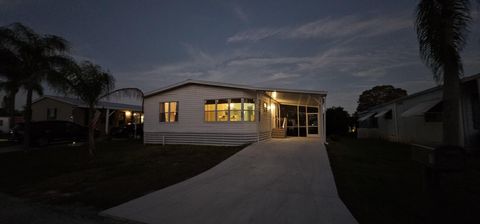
[102,138,357,224]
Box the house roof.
[144,79,328,98]
[400,99,442,117]
[33,95,142,111]
[359,73,480,114]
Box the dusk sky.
[1,0,480,113]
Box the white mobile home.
[358,73,480,151]
[143,80,327,146]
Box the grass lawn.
[0,140,244,211]
[326,137,480,224]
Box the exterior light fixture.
[272,91,277,99]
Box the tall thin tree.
[416,0,471,146]
[61,61,115,155]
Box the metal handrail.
[282,117,287,129]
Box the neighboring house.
[32,95,143,135]
[143,79,327,146]
[0,117,10,133]
[358,73,480,151]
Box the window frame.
[229,98,243,122]
[204,99,217,122]
[47,108,57,120]
[203,98,256,122]
[159,101,179,123]
[243,98,256,122]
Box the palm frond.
[41,34,70,53]
[60,60,115,107]
[415,0,471,82]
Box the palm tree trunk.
[88,104,96,156]
[8,90,17,129]
[442,62,462,146]
[23,88,33,149]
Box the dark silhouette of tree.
[0,27,24,128]
[0,23,71,148]
[356,85,407,112]
[416,0,471,146]
[60,61,115,156]
[326,107,351,136]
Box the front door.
[307,113,319,137]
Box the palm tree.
[0,27,23,128]
[61,61,115,156]
[415,0,471,146]
[0,23,71,148]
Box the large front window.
[204,100,216,122]
[204,98,255,122]
[230,98,242,122]
[160,101,178,122]
[243,99,255,122]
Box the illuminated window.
[159,101,178,122]
[217,99,229,122]
[230,98,242,122]
[244,99,255,122]
[204,98,255,122]
[204,100,216,122]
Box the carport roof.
[33,95,142,111]
[145,79,327,98]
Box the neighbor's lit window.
[159,101,178,122]
[204,98,255,122]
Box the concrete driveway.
[102,138,357,224]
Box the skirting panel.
[144,132,271,146]
[258,131,271,141]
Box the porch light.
[272,91,277,99]
[125,111,132,117]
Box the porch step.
[271,128,287,138]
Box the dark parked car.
[9,121,99,146]
[110,123,143,138]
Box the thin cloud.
[233,5,249,23]
[227,28,286,43]
[227,14,412,43]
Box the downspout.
[393,103,399,142]
[323,96,326,143]
[269,97,272,131]
[256,91,260,142]
[105,108,109,135]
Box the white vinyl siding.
[144,84,258,134]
